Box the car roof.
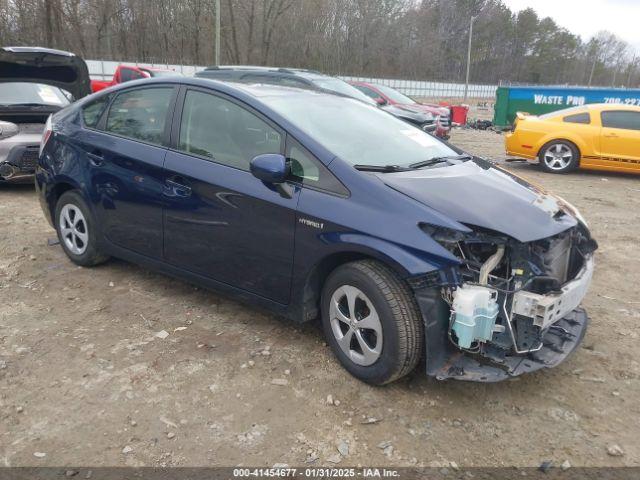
[542,103,640,117]
[101,76,341,102]
[1,46,77,57]
[201,65,330,80]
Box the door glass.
[105,87,173,146]
[82,94,111,128]
[178,90,282,171]
[601,111,640,130]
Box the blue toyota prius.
[36,77,597,384]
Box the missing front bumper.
[431,305,588,382]
[415,285,590,382]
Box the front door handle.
[164,177,192,198]
[603,132,619,138]
[86,150,105,166]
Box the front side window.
[82,95,111,128]
[601,110,640,131]
[287,139,348,195]
[563,112,590,124]
[105,87,173,145]
[178,90,282,171]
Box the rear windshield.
[375,84,416,104]
[312,79,377,105]
[0,82,70,106]
[262,93,456,167]
[539,106,586,119]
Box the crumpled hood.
[377,159,578,243]
[0,47,91,100]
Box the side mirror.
[375,97,388,106]
[250,153,289,184]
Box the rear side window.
[120,68,146,82]
[82,95,111,128]
[287,139,348,196]
[601,110,640,130]
[178,90,282,171]
[105,87,173,145]
[563,112,590,124]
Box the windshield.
[0,82,70,106]
[263,94,457,168]
[312,79,377,105]
[376,84,416,104]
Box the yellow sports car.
[505,103,640,174]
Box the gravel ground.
[1,128,639,468]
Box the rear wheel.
[55,191,109,267]
[539,141,579,173]
[321,260,424,385]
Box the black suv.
[195,66,439,132]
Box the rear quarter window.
[81,95,111,128]
[563,112,590,124]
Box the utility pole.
[463,16,476,103]
[215,0,221,66]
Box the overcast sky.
[502,0,640,52]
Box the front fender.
[318,231,460,278]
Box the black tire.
[538,140,579,174]
[321,260,424,385]
[54,190,109,267]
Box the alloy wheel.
[543,144,573,171]
[329,285,383,366]
[59,204,89,255]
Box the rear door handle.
[86,150,105,166]
[164,177,192,198]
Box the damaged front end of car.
[412,221,597,382]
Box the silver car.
[0,46,90,183]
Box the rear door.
[162,87,299,304]
[599,109,640,171]
[80,85,177,258]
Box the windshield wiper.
[409,154,473,169]
[354,164,408,172]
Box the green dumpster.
[493,86,640,128]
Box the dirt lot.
[1,129,639,469]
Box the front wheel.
[539,141,579,174]
[321,260,424,385]
[55,190,109,267]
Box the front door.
[599,109,640,172]
[82,85,176,258]
[162,88,299,304]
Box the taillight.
[39,115,53,157]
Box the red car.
[91,65,182,93]
[351,81,451,139]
